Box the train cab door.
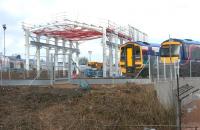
[125,44,136,74]
[127,47,133,67]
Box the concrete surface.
[70,78,152,85]
[154,77,200,108]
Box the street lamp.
[2,24,6,62]
[1,24,6,86]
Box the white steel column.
[132,27,135,42]
[36,35,40,78]
[46,37,50,78]
[50,53,54,85]
[54,38,58,71]
[137,30,139,41]
[144,34,148,42]
[120,38,123,45]
[68,41,72,80]
[119,38,123,76]
[25,29,30,77]
[102,27,107,77]
[46,37,50,67]
[109,36,113,77]
[62,40,66,76]
[142,33,146,42]
[76,42,80,74]
[115,37,119,76]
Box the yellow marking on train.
[162,41,181,45]
[127,48,133,67]
[160,57,179,64]
[135,61,142,65]
[120,67,126,73]
[120,61,125,65]
[140,46,143,65]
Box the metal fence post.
[176,74,181,130]
[8,66,11,80]
[170,62,173,81]
[148,55,151,81]
[190,60,192,78]
[164,58,166,80]
[157,56,159,81]
[23,68,25,79]
[174,61,176,80]
[0,62,2,86]
[177,60,180,77]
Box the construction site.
[1,13,200,130]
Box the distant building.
[0,53,25,71]
[8,55,24,69]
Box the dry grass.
[0,83,176,130]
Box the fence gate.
[51,53,78,83]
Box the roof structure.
[22,17,147,42]
[32,23,103,41]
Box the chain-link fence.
[0,54,75,80]
[150,56,177,81]
[0,58,51,80]
[1,55,200,83]
[150,56,200,81]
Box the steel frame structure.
[22,15,148,79]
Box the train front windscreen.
[160,44,180,63]
[160,44,180,57]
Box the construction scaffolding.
[22,14,148,79]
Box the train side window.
[142,50,148,63]
[191,45,200,60]
[121,47,126,60]
[135,46,141,59]
[184,44,189,58]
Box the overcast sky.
[0,0,200,61]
